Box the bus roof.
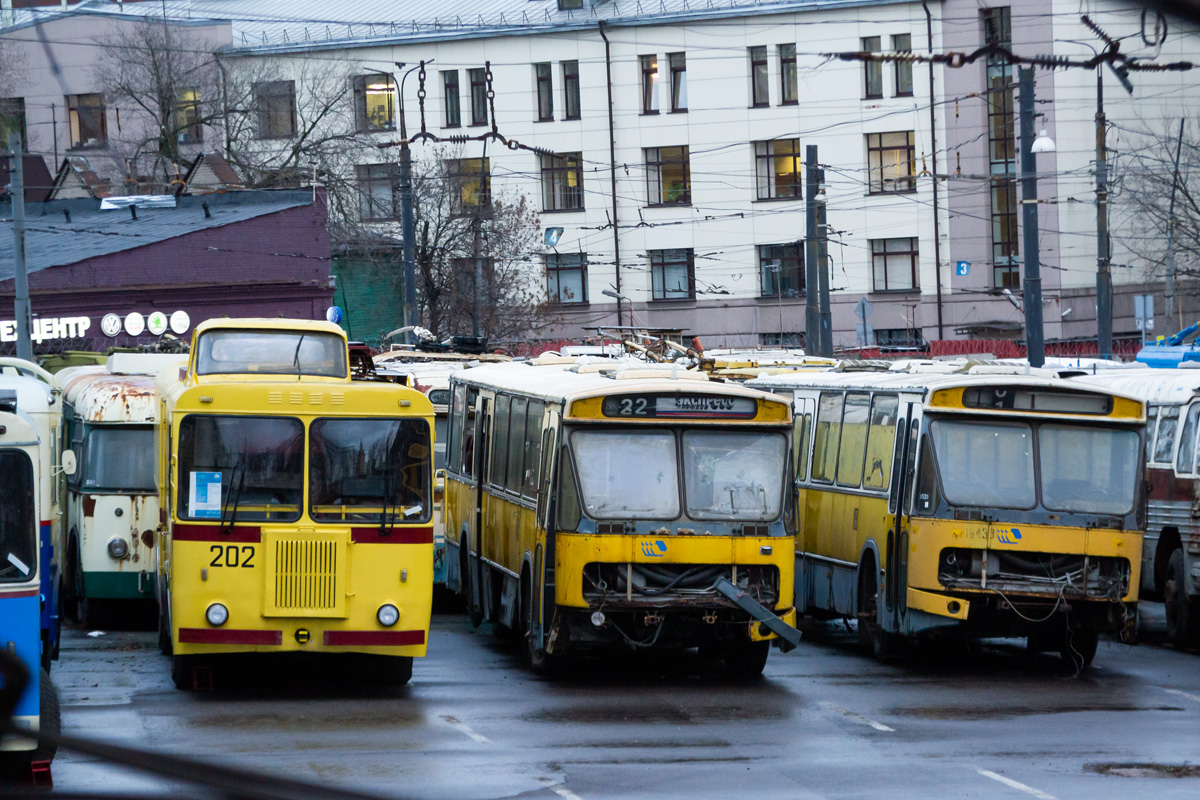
[1073,367,1200,405]
[192,318,348,338]
[59,370,157,423]
[0,372,56,416]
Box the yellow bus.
[747,368,1146,669]
[156,319,435,689]
[444,358,798,677]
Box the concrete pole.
[1165,117,1186,336]
[9,133,32,362]
[1095,70,1113,360]
[816,167,832,358]
[399,140,417,344]
[1018,68,1045,368]
[804,145,819,354]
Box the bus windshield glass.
[434,416,448,472]
[195,330,348,378]
[1039,424,1140,515]
[309,418,432,523]
[682,431,786,520]
[572,431,680,519]
[81,427,155,492]
[178,415,304,521]
[929,421,1036,509]
[0,450,36,583]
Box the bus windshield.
[682,431,786,520]
[195,330,348,378]
[178,415,304,521]
[81,427,155,493]
[573,430,680,519]
[309,418,432,523]
[0,450,36,582]
[927,419,1139,516]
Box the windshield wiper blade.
[221,463,247,534]
[293,334,305,382]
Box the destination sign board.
[601,394,758,419]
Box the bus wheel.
[68,538,90,626]
[171,655,198,691]
[157,595,173,656]
[1165,549,1200,649]
[374,655,413,687]
[725,640,769,680]
[32,670,60,765]
[462,535,483,628]
[521,575,557,676]
[859,570,902,661]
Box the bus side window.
[491,394,511,489]
[836,392,871,488]
[904,420,921,514]
[912,433,939,515]
[524,401,545,498]
[1145,407,1160,461]
[795,412,812,482]
[447,384,462,474]
[812,392,844,483]
[1154,407,1179,465]
[461,388,478,478]
[68,417,85,492]
[1175,403,1200,475]
[887,418,908,515]
[863,394,899,491]
[557,445,582,532]
[506,397,528,495]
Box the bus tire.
[521,573,557,676]
[858,566,903,661]
[32,669,60,765]
[724,641,769,680]
[171,655,197,691]
[462,534,483,628]
[69,538,90,627]
[375,655,413,687]
[157,595,173,656]
[1165,549,1200,649]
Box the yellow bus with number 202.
[748,366,1145,670]
[156,318,435,689]
[444,357,798,678]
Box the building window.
[0,97,25,148]
[759,243,803,297]
[174,88,202,144]
[557,0,583,9]
[892,34,913,96]
[443,71,461,127]
[650,248,695,300]
[254,81,295,139]
[469,68,488,126]
[875,328,926,348]
[760,332,805,347]
[749,46,769,107]
[780,44,798,105]
[669,52,687,112]
[66,93,107,149]
[546,253,588,304]
[354,74,395,132]
[357,163,398,220]
[563,60,581,119]
[541,152,583,211]
[984,7,1019,289]
[871,237,919,291]
[640,55,659,114]
[862,37,883,98]
[534,62,553,121]
[866,131,916,193]
[645,146,690,206]
[755,139,802,200]
[448,157,490,215]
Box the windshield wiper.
[293,334,305,382]
[379,432,398,537]
[220,463,247,534]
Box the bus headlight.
[205,603,229,627]
[106,537,129,560]
[377,604,400,627]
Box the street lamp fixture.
[601,288,631,326]
[1031,129,1056,153]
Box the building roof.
[4,0,913,53]
[0,189,315,283]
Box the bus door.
[791,395,815,613]
[883,403,920,633]
[466,393,489,624]
[531,409,559,649]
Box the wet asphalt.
[44,602,1200,800]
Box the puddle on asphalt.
[1088,763,1200,778]
[555,739,732,749]
[891,704,1184,720]
[191,709,423,730]
[525,704,790,724]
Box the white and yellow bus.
[748,368,1146,668]
[156,319,435,689]
[444,358,797,677]
[57,354,184,624]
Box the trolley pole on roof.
[8,133,32,362]
[804,145,820,354]
[1017,68,1046,368]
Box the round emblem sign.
[124,311,146,336]
[100,313,122,337]
[170,310,191,335]
[147,311,169,336]
[325,306,344,324]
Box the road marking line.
[440,715,490,744]
[975,768,1056,800]
[1164,688,1200,704]
[539,777,585,800]
[819,701,895,732]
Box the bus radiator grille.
[274,540,338,611]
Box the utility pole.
[1095,69,1112,359]
[804,145,820,354]
[1018,68,1045,368]
[8,133,32,362]
[816,167,832,358]
[398,66,419,346]
[1166,117,1185,336]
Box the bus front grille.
[263,531,349,617]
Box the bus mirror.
[61,449,77,476]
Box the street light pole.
[395,61,430,346]
[1095,68,1112,360]
[1018,68,1047,368]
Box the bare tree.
[0,37,27,146]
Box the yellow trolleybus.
[748,368,1146,668]
[156,319,435,689]
[444,358,798,677]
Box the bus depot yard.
[8,326,1200,799]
